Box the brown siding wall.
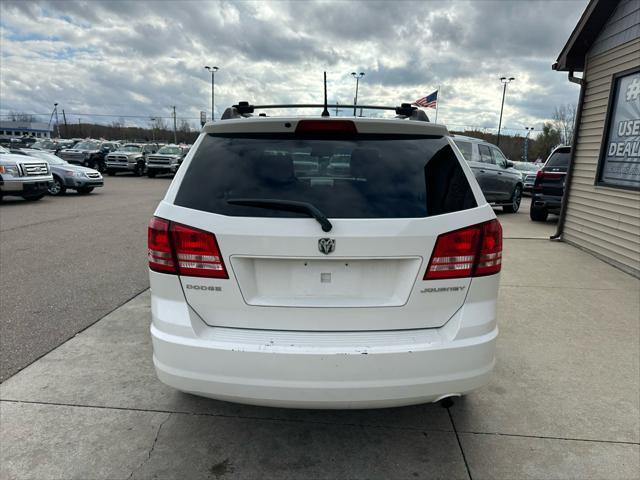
[562,38,640,277]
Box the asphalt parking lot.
[0,176,171,381]
[1,182,638,479]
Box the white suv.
[148,104,501,409]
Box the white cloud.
[0,0,586,133]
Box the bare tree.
[150,117,168,131]
[552,103,577,145]
[178,119,191,132]
[9,111,36,122]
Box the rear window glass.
[478,144,494,164]
[174,133,477,219]
[454,140,472,162]
[545,149,571,168]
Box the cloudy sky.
[0,0,587,135]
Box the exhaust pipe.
[433,393,461,408]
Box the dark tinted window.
[478,144,494,164]
[175,133,476,219]
[545,148,571,168]
[454,140,472,161]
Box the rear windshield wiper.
[227,198,333,232]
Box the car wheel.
[530,204,549,221]
[97,161,107,173]
[503,185,522,213]
[22,193,45,201]
[107,169,116,176]
[83,159,90,167]
[48,176,66,196]
[77,187,94,194]
[134,162,144,176]
[147,170,156,178]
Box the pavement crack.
[446,408,473,480]
[126,412,171,480]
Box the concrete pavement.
[1,202,639,479]
[0,176,170,381]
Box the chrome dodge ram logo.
[318,238,335,255]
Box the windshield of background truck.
[157,146,181,155]
[74,141,99,150]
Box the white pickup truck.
[0,146,53,201]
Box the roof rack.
[221,102,430,122]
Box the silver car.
[512,161,541,194]
[20,149,103,195]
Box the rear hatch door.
[164,121,489,331]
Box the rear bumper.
[150,271,499,409]
[532,193,562,211]
[152,324,496,409]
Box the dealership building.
[553,0,639,277]
[0,121,53,140]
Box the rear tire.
[48,176,66,196]
[530,205,549,221]
[77,187,94,194]
[503,185,522,213]
[147,170,156,178]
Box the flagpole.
[435,86,440,123]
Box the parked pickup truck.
[0,146,53,201]
[57,140,119,172]
[146,145,189,177]
[105,143,158,176]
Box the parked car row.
[0,145,55,201]
[0,145,104,200]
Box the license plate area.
[230,256,422,307]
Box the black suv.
[530,146,571,221]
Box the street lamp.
[497,76,515,146]
[351,72,365,116]
[524,126,534,162]
[204,65,219,121]
[150,117,157,142]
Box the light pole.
[524,126,534,162]
[497,76,515,146]
[351,72,364,116]
[204,65,219,121]
[150,117,157,142]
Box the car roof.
[202,116,449,137]
[452,134,492,144]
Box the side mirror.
[505,160,514,168]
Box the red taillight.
[474,219,503,277]
[171,223,228,278]
[425,219,502,280]
[295,120,357,135]
[534,170,564,189]
[148,217,175,273]
[147,217,228,279]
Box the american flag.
[414,90,438,108]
